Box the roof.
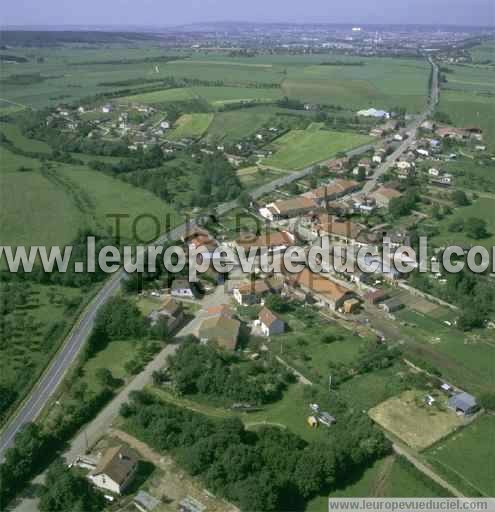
[236,276,284,296]
[198,316,240,350]
[183,226,211,242]
[295,268,352,302]
[307,179,359,200]
[371,187,402,201]
[91,446,137,485]
[382,297,403,310]
[314,214,364,240]
[236,231,294,250]
[449,392,477,411]
[160,297,181,317]
[271,196,317,215]
[205,304,233,318]
[134,491,160,511]
[172,279,193,291]
[363,289,388,302]
[259,307,283,328]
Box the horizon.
[2,0,494,29]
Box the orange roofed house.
[259,197,318,221]
[233,276,284,306]
[235,230,295,254]
[305,179,361,207]
[290,268,356,311]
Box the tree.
[479,392,495,411]
[448,218,464,233]
[452,190,470,207]
[39,459,105,512]
[465,217,488,239]
[95,368,115,388]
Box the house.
[327,157,350,172]
[425,395,436,406]
[148,297,184,332]
[363,289,388,305]
[134,491,160,512]
[257,307,286,336]
[416,148,429,157]
[357,108,390,119]
[88,446,138,495]
[343,298,360,314]
[369,187,402,208]
[393,133,404,142]
[370,127,384,137]
[431,173,454,187]
[305,179,360,206]
[197,315,240,351]
[292,268,355,311]
[307,416,319,428]
[160,121,170,130]
[372,155,383,164]
[235,230,295,254]
[435,127,468,141]
[101,104,113,114]
[448,392,478,416]
[233,276,284,306]
[475,145,486,151]
[311,214,365,245]
[381,297,403,313]
[421,120,434,131]
[179,497,206,512]
[259,196,317,221]
[171,280,198,299]
[428,168,441,177]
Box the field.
[369,390,464,451]
[168,113,214,139]
[0,122,52,154]
[236,165,290,190]
[0,146,181,248]
[469,41,495,63]
[425,414,495,497]
[430,197,495,250]
[433,156,495,193]
[120,86,281,108]
[438,63,495,150]
[0,48,430,113]
[265,129,372,170]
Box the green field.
[265,129,372,169]
[431,156,495,193]
[168,113,214,139]
[0,122,52,154]
[435,63,495,149]
[469,41,495,63]
[0,147,181,248]
[206,108,276,142]
[426,414,495,496]
[430,197,495,250]
[236,165,290,190]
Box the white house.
[171,280,197,298]
[428,168,441,177]
[160,121,170,130]
[256,307,286,337]
[416,149,429,157]
[88,446,138,495]
[372,155,383,164]
[357,108,390,119]
[102,105,113,114]
[393,133,404,142]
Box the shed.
[343,298,360,314]
[134,491,160,512]
[448,392,478,415]
[381,298,403,313]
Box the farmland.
[369,390,464,451]
[0,145,181,248]
[168,113,214,139]
[425,414,495,497]
[265,129,372,170]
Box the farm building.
[235,230,295,254]
[233,277,284,306]
[381,297,404,313]
[257,307,286,336]
[363,289,388,305]
[148,297,184,332]
[171,280,199,299]
[197,315,240,351]
[259,197,317,221]
[357,108,390,119]
[88,446,138,495]
[305,179,361,206]
[448,392,479,416]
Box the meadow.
[425,414,495,497]
[168,113,214,139]
[0,144,181,248]
[430,197,495,250]
[369,390,464,451]
[265,129,372,169]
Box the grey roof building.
[448,392,478,415]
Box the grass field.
[425,414,495,497]
[0,122,52,154]
[0,147,181,247]
[369,390,464,451]
[236,165,290,189]
[265,129,372,170]
[433,156,495,193]
[469,41,495,63]
[430,197,495,249]
[168,113,214,139]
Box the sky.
[2,0,494,27]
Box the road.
[0,57,439,461]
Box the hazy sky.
[2,0,494,27]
